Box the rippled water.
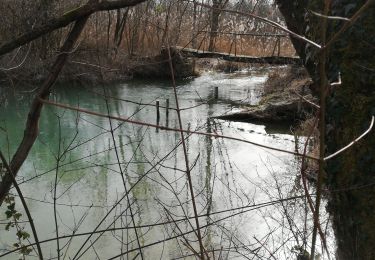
[0,69,325,259]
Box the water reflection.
[0,70,322,259]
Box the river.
[0,68,327,259]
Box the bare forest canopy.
[0,0,295,82]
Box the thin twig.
[0,194,311,258]
[101,81,144,260]
[330,72,342,87]
[309,10,350,21]
[311,1,330,258]
[166,34,205,259]
[324,116,374,161]
[185,0,321,49]
[324,0,374,50]
[0,43,32,71]
[0,16,90,206]
[294,90,320,109]
[0,150,44,260]
[0,0,148,56]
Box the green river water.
[0,69,325,259]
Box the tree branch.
[38,98,320,161]
[0,150,44,260]
[0,0,147,56]
[0,16,89,205]
[324,116,374,161]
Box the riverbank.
[0,47,197,86]
[0,47,301,87]
[214,65,317,124]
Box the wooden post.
[165,98,169,127]
[166,99,169,118]
[156,100,160,120]
[156,100,160,132]
[214,87,219,99]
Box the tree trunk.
[326,2,375,258]
[275,1,315,76]
[208,0,228,52]
[0,17,90,205]
[0,0,147,205]
[276,0,375,259]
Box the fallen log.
[176,46,301,65]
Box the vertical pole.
[156,100,160,120]
[156,100,160,132]
[166,99,169,118]
[166,98,169,127]
[214,87,219,99]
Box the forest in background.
[0,0,294,84]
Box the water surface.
[0,69,318,259]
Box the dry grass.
[263,66,310,95]
[178,33,296,57]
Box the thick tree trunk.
[276,0,375,259]
[326,2,375,259]
[275,1,315,76]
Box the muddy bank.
[214,66,317,123]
